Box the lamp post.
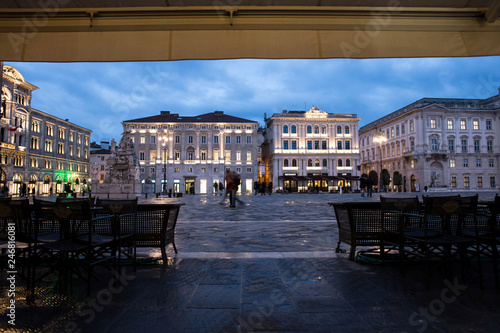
[160,135,169,194]
[373,130,387,193]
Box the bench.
[329,202,392,260]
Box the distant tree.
[393,171,403,192]
[382,169,391,191]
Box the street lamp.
[373,130,387,193]
[160,134,169,194]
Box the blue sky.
[8,56,500,143]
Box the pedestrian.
[315,184,319,194]
[253,181,259,196]
[366,177,374,197]
[260,181,266,195]
[360,176,367,197]
[267,181,273,195]
[49,186,53,196]
[222,169,243,207]
[218,181,224,196]
[424,185,428,193]
[213,181,218,195]
[190,183,195,195]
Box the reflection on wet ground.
[2,192,500,332]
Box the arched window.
[308,159,313,167]
[292,159,297,167]
[337,126,342,134]
[314,125,319,134]
[307,125,312,134]
[186,147,195,160]
[322,125,327,134]
[323,159,327,167]
[284,159,289,167]
[338,159,343,167]
[291,125,296,133]
[283,125,288,133]
[345,126,350,134]
[315,159,320,167]
[346,159,351,167]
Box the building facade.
[359,89,500,192]
[122,110,259,195]
[1,65,92,195]
[262,106,361,193]
[90,141,111,185]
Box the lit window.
[430,119,436,129]
[464,176,470,188]
[451,176,457,188]
[447,120,453,130]
[460,120,466,130]
[449,159,455,168]
[140,136,145,144]
[477,176,483,188]
[247,152,251,160]
[473,120,479,130]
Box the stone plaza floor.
[1,192,500,332]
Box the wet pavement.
[2,192,500,332]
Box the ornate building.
[359,89,500,192]
[1,64,91,195]
[262,106,361,193]
[122,110,259,195]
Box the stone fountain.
[94,133,142,198]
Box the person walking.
[213,181,218,195]
[267,181,273,195]
[218,181,224,196]
[253,181,259,196]
[260,181,266,195]
[366,177,374,197]
[360,176,367,197]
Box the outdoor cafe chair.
[33,199,115,296]
[402,195,481,289]
[95,197,138,270]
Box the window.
[175,136,180,143]
[291,125,296,133]
[464,176,470,188]
[77,147,81,158]
[188,136,193,144]
[487,140,493,152]
[473,120,479,130]
[307,141,312,149]
[44,160,51,169]
[322,141,327,149]
[314,126,319,134]
[401,124,405,134]
[77,135,81,144]
[284,159,289,167]
[58,129,65,139]
[45,140,53,152]
[410,120,414,131]
[236,136,241,144]
[338,159,343,167]
[213,150,219,161]
[474,140,480,152]
[214,136,219,144]
[201,136,206,144]
[292,159,297,167]
[174,151,180,160]
[225,136,231,144]
[345,126,350,134]
[430,119,436,129]
[337,126,342,134]
[187,151,194,160]
[461,139,467,152]
[283,125,288,133]
[476,159,482,168]
[247,152,251,160]
[150,136,156,144]
[489,159,494,168]
[30,137,39,149]
[291,140,297,149]
[486,120,492,130]
[175,168,179,172]
[225,152,231,160]
[490,177,496,188]
[236,152,241,161]
[322,126,327,134]
[447,120,453,130]
[139,152,145,160]
[29,158,37,168]
[448,139,455,152]
[307,125,312,134]
[308,159,313,167]
[283,140,289,149]
[46,125,53,136]
[246,136,251,144]
[477,176,483,188]
[201,168,206,173]
[314,140,319,149]
[451,176,457,188]
[463,158,468,168]
[410,140,415,151]
[411,159,415,168]
[337,141,342,150]
[323,159,327,167]
[460,120,466,130]
[449,159,455,167]
[150,151,156,161]
[345,141,350,150]
[201,151,206,160]
[396,126,400,136]
[31,121,40,133]
[150,167,155,174]
[346,159,351,167]
[431,138,438,150]
[315,159,320,167]
[140,136,145,144]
